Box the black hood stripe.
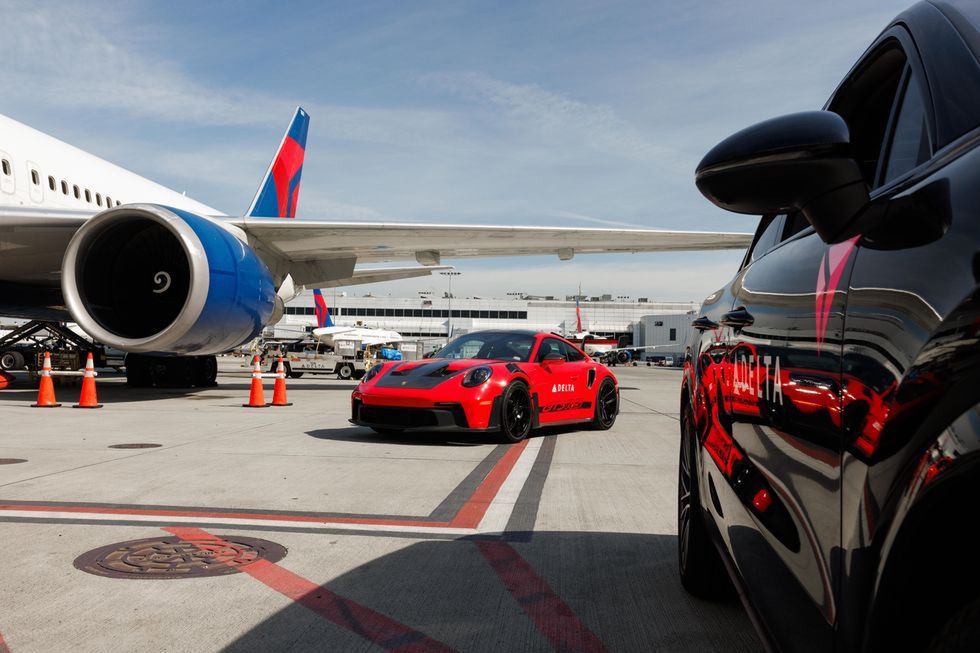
[375,359,500,389]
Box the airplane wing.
[0,207,751,290]
[232,219,752,273]
[316,265,455,289]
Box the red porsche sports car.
[350,330,619,442]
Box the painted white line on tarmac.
[477,436,543,534]
[0,510,477,536]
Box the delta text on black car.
[677,2,980,652]
[351,330,619,443]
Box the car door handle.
[720,307,754,328]
[691,316,719,331]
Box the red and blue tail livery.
[246,107,309,218]
[313,289,333,328]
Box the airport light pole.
[441,271,461,339]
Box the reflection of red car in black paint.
[678,3,980,651]
[351,330,619,443]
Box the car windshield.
[434,332,535,362]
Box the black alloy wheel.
[591,378,619,430]
[500,382,532,443]
[678,405,733,599]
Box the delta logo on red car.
[552,384,575,392]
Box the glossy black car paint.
[682,2,980,651]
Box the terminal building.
[277,290,698,360]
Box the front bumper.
[350,396,502,432]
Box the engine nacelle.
[62,204,276,355]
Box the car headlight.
[363,364,385,382]
[462,366,493,387]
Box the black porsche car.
[680,2,980,651]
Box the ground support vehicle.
[0,320,114,381]
[266,338,407,380]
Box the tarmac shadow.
[306,427,490,447]
[221,531,761,653]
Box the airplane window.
[31,169,39,185]
[48,176,56,191]
[73,185,80,199]
[84,189,92,203]
[96,193,102,206]
[115,200,121,206]
[61,181,68,195]
[105,196,112,206]
[1,160,9,176]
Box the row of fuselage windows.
[285,306,529,320]
[0,157,121,208]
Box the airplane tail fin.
[246,107,310,218]
[313,289,333,328]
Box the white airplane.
[309,289,402,347]
[0,108,751,386]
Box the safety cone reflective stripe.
[270,356,292,407]
[73,352,102,408]
[32,351,61,408]
[243,355,267,407]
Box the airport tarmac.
[0,364,762,652]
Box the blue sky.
[1,0,911,299]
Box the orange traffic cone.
[0,370,13,390]
[73,352,102,409]
[243,355,267,407]
[270,357,292,407]
[32,352,61,408]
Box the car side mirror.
[542,353,565,366]
[695,111,869,243]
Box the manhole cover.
[108,443,162,449]
[0,458,27,465]
[74,535,286,579]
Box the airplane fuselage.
[0,113,221,318]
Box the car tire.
[591,377,619,430]
[678,405,734,600]
[338,364,354,380]
[927,599,980,652]
[499,382,532,443]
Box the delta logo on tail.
[313,289,333,328]
[246,107,310,218]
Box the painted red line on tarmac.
[0,440,531,531]
[476,540,608,653]
[450,438,528,528]
[164,527,456,653]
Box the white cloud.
[422,71,676,163]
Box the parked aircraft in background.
[0,108,751,387]
[310,290,403,347]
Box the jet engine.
[62,204,277,355]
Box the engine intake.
[62,204,276,355]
